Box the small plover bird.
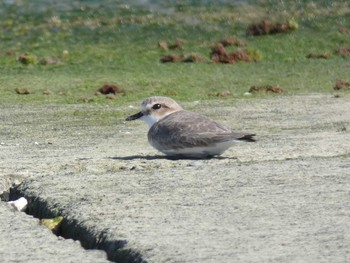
[126,96,255,158]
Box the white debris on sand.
[8,197,28,212]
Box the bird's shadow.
[105,155,236,161]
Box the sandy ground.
[1,94,350,262]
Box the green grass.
[0,0,349,105]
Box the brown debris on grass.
[306,52,331,59]
[15,88,31,95]
[334,47,350,57]
[333,80,350,90]
[181,54,203,63]
[160,54,203,63]
[97,83,125,95]
[247,20,271,36]
[231,50,253,62]
[210,43,230,63]
[249,85,284,94]
[219,38,247,47]
[158,39,259,64]
[210,43,259,64]
[17,53,38,64]
[247,19,298,36]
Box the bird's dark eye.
[152,103,162,110]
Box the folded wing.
[148,111,255,150]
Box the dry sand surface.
[1,94,350,262]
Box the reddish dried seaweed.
[333,80,350,90]
[98,83,125,95]
[247,19,297,36]
[249,85,284,94]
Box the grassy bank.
[0,0,349,105]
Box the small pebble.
[8,197,28,212]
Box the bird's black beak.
[126,111,143,121]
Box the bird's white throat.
[141,111,176,129]
[140,114,159,128]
